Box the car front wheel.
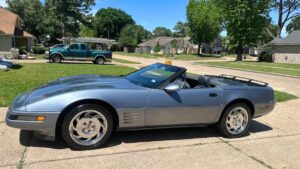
[52,55,62,63]
[217,103,252,138]
[61,104,113,150]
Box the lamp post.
[46,35,51,62]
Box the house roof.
[138,37,193,47]
[0,7,35,38]
[0,7,20,35]
[270,31,300,45]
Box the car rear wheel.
[95,57,105,65]
[61,104,113,150]
[217,103,252,138]
[52,55,62,63]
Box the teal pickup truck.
[45,43,112,64]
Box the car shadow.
[19,120,272,150]
[47,61,115,66]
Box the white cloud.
[0,0,7,7]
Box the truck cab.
[46,43,112,64]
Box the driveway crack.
[17,132,32,169]
[219,138,273,169]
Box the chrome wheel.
[226,107,249,135]
[69,110,107,146]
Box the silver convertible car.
[6,63,275,150]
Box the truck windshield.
[126,63,183,88]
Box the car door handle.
[209,93,218,97]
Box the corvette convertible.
[6,63,275,150]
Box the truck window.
[80,44,87,50]
[69,44,79,50]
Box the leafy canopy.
[7,0,45,38]
[153,27,172,37]
[187,0,221,54]
[287,16,300,33]
[215,0,271,47]
[119,24,152,47]
[93,8,135,40]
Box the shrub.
[32,45,47,54]
[258,48,274,62]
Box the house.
[270,31,300,63]
[189,37,227,55]
[136,37,193,54]
[0,7,36,51]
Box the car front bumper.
[5,107,60,141]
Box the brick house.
[0,7,36,51]
[270,31,300,64]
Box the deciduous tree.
[119,24,151,47]
[93,8,135,40]
[215,0,271,60]
[153,27,172,37]
[286,16,300,33]
[187,0,221,55]
[273,0,300,37]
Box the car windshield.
[126,63,183,88]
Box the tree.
[173,21,189,38]
[79,24,95,37]
[187,0,221,55]
[119,24,151,47]
[273,0,300,38]
[6,0,45,39]
[44,0,95,38]
[286,16,300,33]
[93,8,135,40]
[154,42,161,54]
[153,27,172,37]
[215,0,271,61]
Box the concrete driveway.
[1,55,300,169]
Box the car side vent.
[123,112,141,124]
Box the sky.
[0,0,290,37]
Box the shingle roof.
[270,31,300,45]
[0,7,20,35]
[138,37,193,47]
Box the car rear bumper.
[5,107,60,141]
[253,101,275,118]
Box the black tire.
[61,104,113,150]
[217,103,252,138]
[95,57,105,65]
[52,55,62,63]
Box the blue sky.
[0,0,289,37]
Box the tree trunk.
[197,43,201,55]
[236,43,243,61]
[276,0,283,38]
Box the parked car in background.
[44,43,112,64]
[6,63,275,150]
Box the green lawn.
[275,91,298,103]
[113,58,140,64]
[198,61,300,77]
[0,63,135,107]
[114,52,225,61]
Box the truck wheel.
[217,103,252,138]
[95,57,105,65]
[61,104,113,150]
[52,55,62,63]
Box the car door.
[145,87,222,126]
[78,44,88,60]
[67,44,80,60]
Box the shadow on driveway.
[19,120,272,150]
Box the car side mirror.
[164,83,180,92]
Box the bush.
[32,45,47,54]
[258,48,274,62]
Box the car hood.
[13,75,138,110]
